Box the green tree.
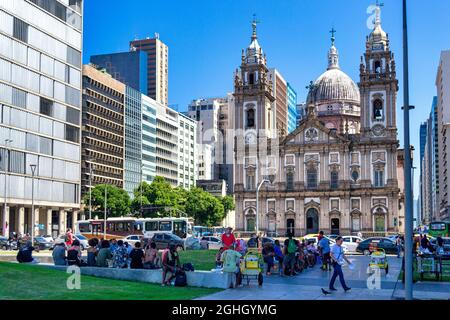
[82,184,131,218]
[185,187,225,226]
[221,195,235,216]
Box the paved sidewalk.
[198,255,450,300]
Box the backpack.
[287,239,297,254]
[182,263,194,272]
[174,272,187,287]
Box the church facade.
[232,6,405,236]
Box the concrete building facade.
[130,36,169,106]
[178,113,197,189]
[0,0,83,237]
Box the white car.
[53,234,89,250]
[121,235,143,246]
[342,236,364,253]
[200,236,222,250]
[304,236,349,254]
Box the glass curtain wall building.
[0,0,83,237]
[141,94,157,184]
[287,83,298,133]
[124,86,142,197]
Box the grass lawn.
[179,249,218,271]
[398,262,450,282]
[0,262,221,300]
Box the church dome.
[307,31,360,105]
[307,68,360,105]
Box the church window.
[374,169,384,187]
[306,167,318,189]
[373,99,383,120]
[249,73,255,85]
[246,171,255,190]
[286,172,294,191]
[330,171,339,189]
[246,108,255,128]
[374,60,382,74]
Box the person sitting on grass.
[97,240,112,268]
[262,242,275,276]
[129,242,145,269]
[52,242,66,266]
[17,240,39,264]
[161,244,181,286]
[220,243,242,289]
[67,240,87,266]
[87,238,99,266]
[144,242,160,269]
[113,240,128,268]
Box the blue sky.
[83,0,450,197]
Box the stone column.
[1,206,9,237]
[33,208,40,236]
[72,210,78,233]
[59,209,66,235]
[46,209,52,236]
[18,207,25,235]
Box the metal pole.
[89,161,92,220]
[402,0,414,300]
[3,139,12,237]
[30,164,37,246]
[140,164,143,217]
[104,186,107,240]
[256,182,260,236]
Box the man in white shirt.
[329,236,352,292]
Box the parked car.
[356,237,398,255]
[342,236,364,253]
[326,234,340,241]
[121,235,143,246]
[41,235,54,243]
[151,233,185,250]
[185,236,201,250]
[303,236,349,254]
[200,236,222,250]
[430,237,450,254]
[53,234,89,250]
[247,237,275,248]
[33,236,54,250]
[0,236,17,250]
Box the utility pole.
[103,186,107,240]
[402,0,414,301]
[30,164,37,246]
[89,161,94,220]
[2,139,12,237]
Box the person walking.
[221,227,236,251]
[318,231,331,271]
[65,228,74,247]
[329,236,352,292]
[396,235,403,258]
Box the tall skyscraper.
[269,68,288,136]
[130,36,169,106]
[90,51,148,95]
[81,65,125,203]
[0,0,83,237]
[436,51,450,221]
[286,83,298,133]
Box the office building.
[269,68,288,135]
[287,83,297,133]
[436,51,450,221]
[178,113,197,189]
[130,36,169,106]
[141,94,157,184]
[90,51,148,95]
[0,0,83,237]
[296,103,306,127]
[81,64,125,206]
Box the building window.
[286,172,294,191]
[373,99,383,120]
[13,17,28,43]
[249,73,255,85]
[246,172,255,190]
[374,169,384,187]
[330,171,339,189]
[307,167,317,189]
[40,98,53,116]
[246,108,255,128]
[374,60,381,74]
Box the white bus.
[141,217,194,239]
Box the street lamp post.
[402,0,414,300]
[89,161,95,220]
[30,164,37,246]
[2,139,12,237]
[103,185,107,240]
[256,178,271,236]
[140,164,144,217]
